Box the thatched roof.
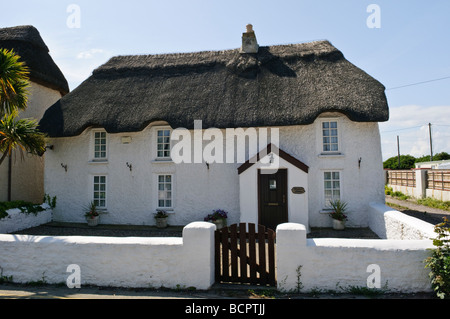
[38,39,388,137]
[0,25,69,95]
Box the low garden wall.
[368,202,435,240]
[0,222,215,290]
[276,223,434,293]
[0,204,438,293]
[0,204,52,234]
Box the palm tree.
[0,49,47,167]
[0,49,30,116]
[0,113,47,166]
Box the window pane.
[332,172,340,180]
[324,172,331,180]
[330,121,337,128]
[157,130,163,136]
[165,175,171,182]
[322,122,329,129]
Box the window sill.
[319,209,334,215]
[155,209,174,213]
[318,153,344,158]
[152,159,174,164]
[89,160,108,164]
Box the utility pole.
[397,135,400,168]
[428,123,433,161]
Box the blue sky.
[2,0,449,160]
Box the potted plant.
[204,209,228,229]
[154,210,169,229]
[85,201,100,227]
[328,199,348,230]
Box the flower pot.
[213,219,226,230]
[155,217,168,229]
[332,219,345,230]
[87,216,99,227]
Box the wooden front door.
[258,169,288,231]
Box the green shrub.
[0,200,45,220]
[425,217,450,299]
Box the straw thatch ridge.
[0,25,69,95]
[38,40,388,137]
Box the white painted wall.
[0,204,52,233]
[368,202,435,240]
[276,223,434,293]
[45,112,385,228]
[0,221,215,290]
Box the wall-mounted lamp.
[358,157,362,168]
[61,163,68,172]
[126,162,132,172]
[205,162,210,169]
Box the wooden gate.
[214,223,276,286]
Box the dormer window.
[322,120,338,152]
[156,128,171,159]
[92,130,107,161]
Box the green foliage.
[425,217,450,299]
[0,113,47,165]
[0,49,30,116]
[417,198,450,212]
[0,200,45,220]
[383,154,416,169]
[43,193,57,209]
[328,199,348,221]
[415,152,450,163]
[383,152,450,169]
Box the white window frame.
[157,174,173,209]
[323,170,341,209]
[92,175,107,209]
[155,127,172,160]
[321,119,339,153]
[92,129,108,161]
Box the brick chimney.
[240,24,259,54]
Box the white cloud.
[379,105,450,160]
[76,48,105,59]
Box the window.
[324,171,340,207]
[93,175,107,208]
[158,174,172,208]
[94,131,107,159]
[322,121,338,152]
[157,129,171,159]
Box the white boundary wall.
[0,204,52,234]
[0,222,215,290]
[368,202,435,240]
[276,223,434,293]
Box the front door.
[258,169,288,231]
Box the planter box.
[0,204,52,234]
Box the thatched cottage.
[38,25,389,230]
[0,25,69,203]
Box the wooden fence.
[386,170,416,187]
[427,170,450,191]
[386,169,450,191]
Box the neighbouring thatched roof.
[38,39,388,137]
[0,25,69,95]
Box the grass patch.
[417,198,450,211]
